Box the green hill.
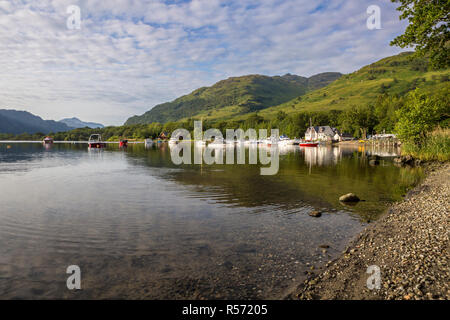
[125,73,342,125]
[257,52,449,119]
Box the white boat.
[145,139,153,148]
[279,136,294,146]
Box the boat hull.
[299,143,318,147]
[89,143,107,148]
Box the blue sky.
[0,0,409,125]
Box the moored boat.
[88,134,107,148]
[299,141,318,147]
[279,135,295,146]
[43,137,54,145]
[144,138,153,148]
[119,139,128,148]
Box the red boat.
[119,139,128,148]
[88,134,107,148]
[299,141,318,147]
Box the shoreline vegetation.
[401,128,450,162]
[290,162,449,300]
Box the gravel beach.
[294,162,449,300]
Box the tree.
[374,94,404,133]
[276,111,288,122]
[338,106,377,138]
[394,88,448,144]
[390,0,450,69]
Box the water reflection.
[303,146,342,167]
[124,143,423,219]
[0,142,423,299]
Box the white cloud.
[0,0,408,125]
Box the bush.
[402,128,450,161]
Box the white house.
[305,126,341,142]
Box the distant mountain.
[59,117,104,129]
[0,109,72,134]
[125,72,342,124]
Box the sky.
[0,0,409,125]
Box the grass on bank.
[402,128,450,161]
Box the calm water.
[0,142,423,299]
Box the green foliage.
[390,0,450,69]
[394,88,449,143]
[374,94,404,133]
[338,106,377,138]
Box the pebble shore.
[295,163,449,300]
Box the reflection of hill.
[0,143,87,174]
[124,144,424,221]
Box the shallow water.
[0,142,423,299]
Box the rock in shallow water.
[339,193,360,202]
[309,210,322,217]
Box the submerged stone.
[339,193,360,202]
